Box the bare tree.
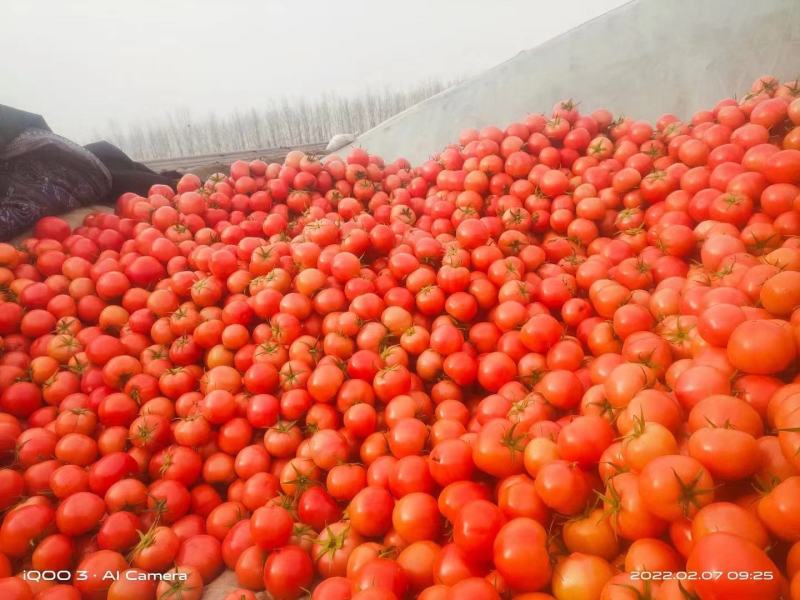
[103,79,456,160]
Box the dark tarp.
[0,105,50,150]
[0,104,178,241]
[84,140,179,198]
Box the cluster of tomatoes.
[2,75,800,600]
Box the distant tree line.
[97,79,454,161]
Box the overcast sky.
[2,0,628,143]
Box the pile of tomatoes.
[2,75,800,600]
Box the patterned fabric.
[0,128,111,242]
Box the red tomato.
[687,533,781,600]
[493,518,551,592]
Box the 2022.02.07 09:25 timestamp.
[630,570,776,582]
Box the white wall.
[340,0,800,163]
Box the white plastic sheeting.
[338,0,800,163]
[325,133,357,152]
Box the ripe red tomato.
[263,545,314,600]
[452,499,506,562]
[687,533,781,600]
[727,319,796,374]
[493,518,551,592]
